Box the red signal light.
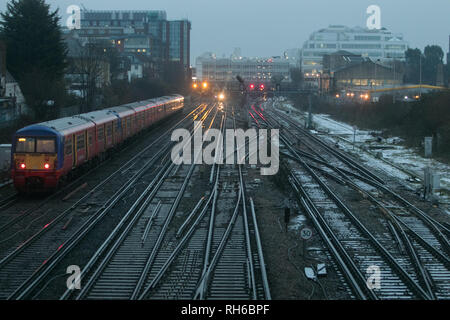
[249,84,255,90]
[44,163,50,169]
[260,84,265,90]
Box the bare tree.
[290,67,303,89]
[271,74,284,91]
[67,38,110,112]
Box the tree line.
[404,46,448,86]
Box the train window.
[97,127,104,140]
[36,138,56,153]
[88,132,93,146]
[76,134,85,150]
[127,118,131,130]
[16,137,35,153]
[106,124,112,136]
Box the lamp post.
[419,54,422,98]
[393,59,396,104]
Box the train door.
[89,130,94,158]
[85,130,88,160]
[116,117,122,142]
[112,121,116,145]
[72,134,76,168]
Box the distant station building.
[327,59,403,93]
[196,54,291,88]
[301,25,408,75]
[321,51,403,94]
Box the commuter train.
[11,95,184,193]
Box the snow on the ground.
[312,113,450,193]
[289,213,307,231]
[270,99,450,208]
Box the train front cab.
[11,126,63,193]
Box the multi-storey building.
[76,10,191,77]
[196,54,291,87]
[301,25,409,74]
[284,48,301,67]
[80,10,166,33]
[112,34,152,56]
[166,20,191,72]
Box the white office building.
[301,25,408,74]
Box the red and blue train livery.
[11,95,184,193]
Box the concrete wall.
[0,144,11,173]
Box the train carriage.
[78,110,119,153]
[108,106,136,140]
[11,117,95,192]
[166,95,184,115]
[11,95,184,193]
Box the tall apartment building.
[166,20,191,72]
[301,25,408,74]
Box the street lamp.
[419,54,422,98]
[392,59,396,103]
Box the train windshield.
[15,137,35,153]
[15,137,56,153]
[36,138,56,153]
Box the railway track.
[252,100,449,300]
[0,103,215,300]
[273,108,450,248]
[61,114,215,300]
[58,103,270,300]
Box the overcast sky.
[1,0,449,63]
